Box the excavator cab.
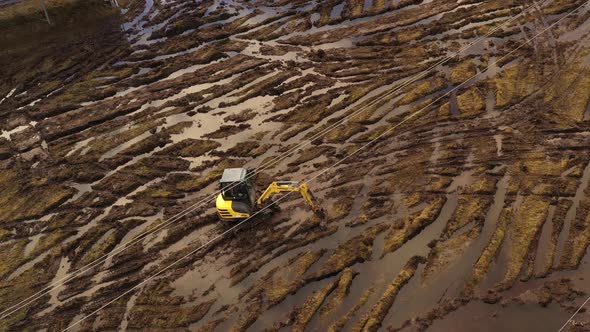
[216,168,256,221]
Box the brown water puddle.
[486,89,497,116]
[250,177,461,331]
[533,204,556,276]
[373,196,459,329]
[102,211,164,270]
[37,256,71,317]
[400,172,510,316]
[427,300,567,332]
[23,233,43,257]
[493,134,503,157]
[119,289,140,332]
[479,193,524,291]
[8,250,50,281]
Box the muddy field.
[1,0,590,331]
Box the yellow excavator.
[215,168,324,221]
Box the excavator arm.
[257,181,324,217]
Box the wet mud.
[1,0,590,331]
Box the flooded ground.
[1,0,590,331]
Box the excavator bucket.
[298,183,325,219]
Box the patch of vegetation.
[357,256,425,332]
[319,268,358,318]
[323,122,367,143]
[464,175,497,194]
[450,59,477,85]
[158,138,221,157]
[0,170,75,223]
[0,0,114,27]
[129,283,214,329]
[457,86,485,116]
[172,158,242,192]
[229,295,262,332]
[29,229,73,258]
[494,62,539,108]
[260,250,325,307]
[79,230,118,266]
[203,124,251,139]
[116,133,171,159]
[521,152,568,176]
[292,278,339,331]
[328,287,374,332]
[443,195,493,237]
[165,121,193,135]
[424,224,481,281]
[382,197,446,256]
[289,146,335,166]
[214,140,261,158]
[464,206,509,293]
[281,93,334,123]
[429,175,453,191]
[400,76,445,105]
[501,196,549,287]
[0,249,60,330]
[560,200,590,269]
[395,28,423,43]
[310,223,388,280]
[438,101,451,118]
[0,239,27,278]
[70,120,162,161]
[224,109,256,123]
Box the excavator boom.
[257,181,324,216]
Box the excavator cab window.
[221,182,250,201]
[219,168,254,204]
